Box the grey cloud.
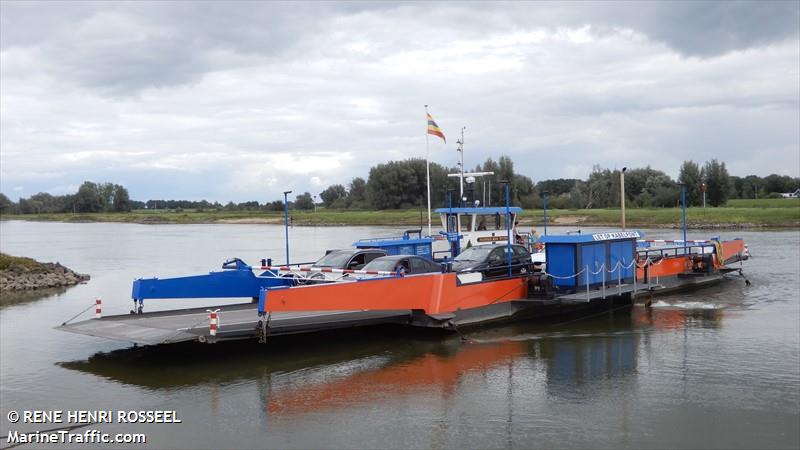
[1,1,797,202]
[622,1,800,57]
[3,2,797,97]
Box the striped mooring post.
[207,309,221,337]
[95,297,102,319]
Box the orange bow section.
[263,273,528,315]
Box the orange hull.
[719,239,746,264]
[261,240,747,316]
[263,273,527,315]
[637,256,690,280]
[636,239,746,280]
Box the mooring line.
[60,301,97,326]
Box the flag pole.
[425,105,432,237]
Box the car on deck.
[299,248,388,283]
[313,248,387,270]
[450,244,532,278]
[360,255,442,276]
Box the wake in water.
[649,300,723,310]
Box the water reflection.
[0,286,69,308]
[58,306,736,417]
[633,302,725,330]
[261,338,525,416]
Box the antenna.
[455,127,466,202]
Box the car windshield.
[454,246,495,261]
[313,251,353,268]
[362,258,399,272]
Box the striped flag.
[427,113,446,143]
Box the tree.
[348,177,367,207]
[763,174,800,194]
[645,173,679,207]
[678,160,703,206]
[112,185,132,212]
[320,184,347,208]
[536,179,581,197]
[0,193,14,214]
[98,183,115,211]
[366,159,454,209]
[703,159,733,206]
[74,181,102,213]
[294,192,314,210]
[585,166,618,209]
[264,200,285,211]
[740,175,762,199]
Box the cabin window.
[476,216,488,230]
[460,215,473,232]
[447,215,457,232]
[476,213,508,231]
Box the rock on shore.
[0,253,90,292]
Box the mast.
[424,105,432,237]
[456,127,465,204]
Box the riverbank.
[1,199,798,229]
[0,253,89,292]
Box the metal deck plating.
[57,304,412,346]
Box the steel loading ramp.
[57,303,412,346]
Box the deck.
[57,303,413,346]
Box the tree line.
[1,159,797,215]
[313,157,799,210]
[0,181,132,214]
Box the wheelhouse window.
[460,215,473,232]
[476,213,511,231]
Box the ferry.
[54,131,750,346]
[57,218,750,345]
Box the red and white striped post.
[207,309,221,337]
[95,297,102,319]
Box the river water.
[0,221,798,449]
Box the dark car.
[450,244,532,277]
[361,255,442,276]
[298,248,388,283]
[312,248,387,270]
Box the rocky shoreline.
[0,253,89,292]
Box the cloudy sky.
[1,1,798,202]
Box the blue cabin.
[353,229,433,259]
[539,231,642,290]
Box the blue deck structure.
[130,258,292,311]
[539,231,642,290]
[353,229,434,258]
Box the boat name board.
[477,236,508,243]
[591,231,641,241]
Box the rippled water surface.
[1,221,798,449]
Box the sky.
[1,1,798,203]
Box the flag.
[427,113,446,143]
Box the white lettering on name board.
[591,231,641,241]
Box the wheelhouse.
[435,207,522,234]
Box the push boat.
[57,222,750,346]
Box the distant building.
[780,189,800,198]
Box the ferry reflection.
[262,340,525,416]
[261,314,646,416]
[60,304,725,412]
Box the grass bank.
[0,253,48,272]
[2,199,798,228]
